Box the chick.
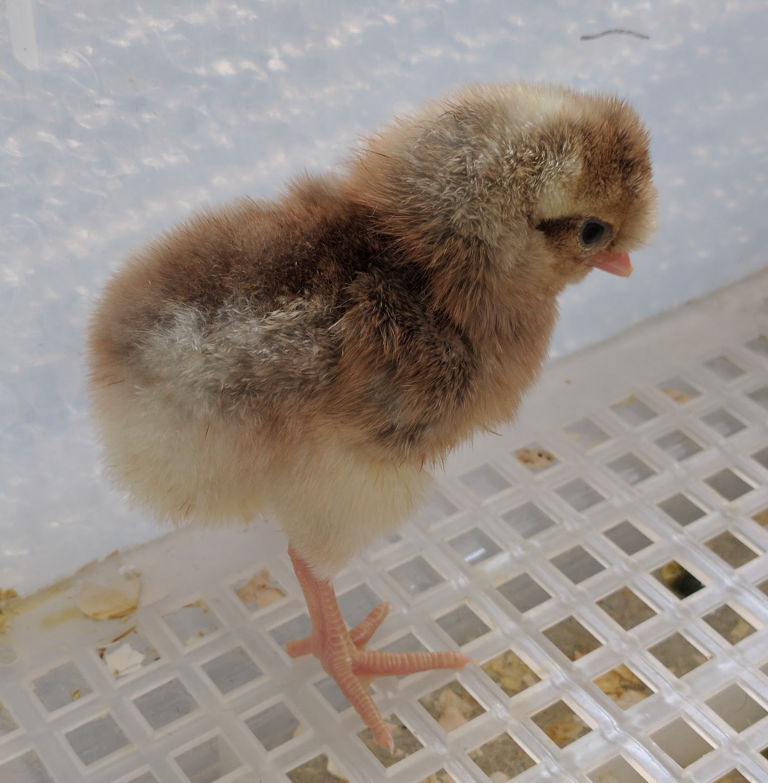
[87,83,656,747]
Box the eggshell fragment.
[79,579,141,620]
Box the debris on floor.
[358,714,422,767]
[468,733,536,780]
[103,642,145,677]
[419,680,485,731]
[287,753,349,783]
[481,649,540,697]
[532,700,591,747]
[78,577,141,620]
[593,664,653,710]
[515,447,557,469]
[0,588,19,633]
[235,568,286,608]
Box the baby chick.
[88,83,656,747]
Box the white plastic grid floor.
[2,269,768,783]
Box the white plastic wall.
[2,0,767,593]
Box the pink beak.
[588,250,633,277]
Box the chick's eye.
[579,218,609,247]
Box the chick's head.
[348,83,656,289]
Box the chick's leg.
[285,547,469,748]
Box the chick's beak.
[588,250,633,277]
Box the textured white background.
[2,0,767,593]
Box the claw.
[287,548,470,747]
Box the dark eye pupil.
[580,220,605,245]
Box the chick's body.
[89,83,656,745]
[89,186,500,574]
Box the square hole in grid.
[649,632,711,677]
[589,756,652,783]
[174,734,241,783]
[98,629,161,678]
[448,527,501,566]
[388,555,444,597]
[610,395,658,426]
[608,453,656,485]
[469,733,536,780]
[531,699,591,748]
[358,713,423,768]
[655,428,703,461]
[705,468,755,501]
[754,507,768,529]
[497,572,551,613]
[501,501,557,538]
[514,443,559,472]
[702,408,747,438]
[759,578,768,597]
[603,520,653,556]
[0,750,55,783]
[752,446,768,471]
[705,355,746,381]
[65,713,131,766]
[481,649,541,697]
[713,773,753,783]
[436,603,491,646]
[747,385,768,411]
[598,587,657,630]
[658,493,707,526]
[133,677,198,731]
[706,531,759,568]
[659,375,701,405]
[703,604,757,645]
[31,661,93,712]
[652,561,705,599]
[706,683,768,733]
[593,664,653,710]
[564,416,611,449]
[651,717,714,768]
[286,753,350,783]
[417,771,455,783]
[338,583,382,627]
[419,680,486,732]
[0,699,18,735]
[125,773,159,783]
[270,613,311,650]
[233,568,286,612]
[543,616,602,661]
[163,600,222,646]
[555,478,605,512]
[459,464,511,499]
[746,334,768,357]
[551,545,605,584]
[246,701,305,751]
[201,646,262,696]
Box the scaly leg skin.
[285,547,470,749]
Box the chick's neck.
[420,232,562,439]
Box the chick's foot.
[286,548,469,748]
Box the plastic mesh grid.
[2,277,768,783]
